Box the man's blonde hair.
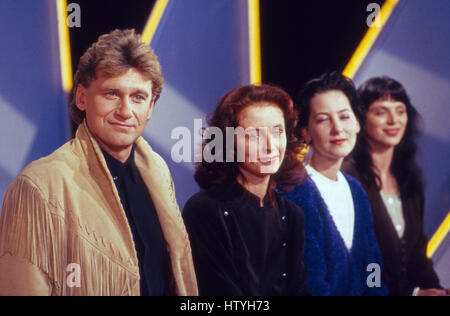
[70,29,164,125]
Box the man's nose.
[116,98,133,119]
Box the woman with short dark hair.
[285,72,387,296]
[183,84,310,296]
[343,76,446,296]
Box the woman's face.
[304,90,360,163]
[365,98,408,149]
[236,103,287,179]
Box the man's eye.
[340,115,350,120]
[106,91,117,97]
[134,95,145,101]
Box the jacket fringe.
[0,176,139,296]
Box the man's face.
[76,68,154,160]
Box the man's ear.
[301,127,312,145]
[75,84,87,111]
[146,98,155,120]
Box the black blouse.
[182,181,309,296]
[343,161,442,296]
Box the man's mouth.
[109,121,134,129]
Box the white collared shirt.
[306,165,355,250]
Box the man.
[0,29,197,296]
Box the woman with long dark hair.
[285,72,387,296]
[182,84,309,296]
[343,76,446,296]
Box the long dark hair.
[351,76,423,198]
[194,84,307,204]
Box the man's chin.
[97,135,137,152]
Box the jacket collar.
[74,121,140,270]
[75,121,197,295]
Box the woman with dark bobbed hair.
[285,72,387,296]
[182,84,310,296]
[343,76,447,296]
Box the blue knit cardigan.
[285,173,388,296]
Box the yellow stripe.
[142,0,170,44]
[342,0,400,78]
[56,0,73,92]
[248,0,262,84]
[427,211,450,258]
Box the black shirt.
[182,181,310,296]
[102,147,173,296]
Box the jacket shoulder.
[285,178,318,207]
[183,190,221,218]
[17,140,79,189]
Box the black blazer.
[182,181,310,296]
[343,161,441,296]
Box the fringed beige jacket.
[0,121,197,296]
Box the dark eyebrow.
[371,104,406,112]
[314,109,349,116]
[101,87,119,92]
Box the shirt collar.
[222,180,272,208]
[101,146,140,184]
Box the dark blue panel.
[152,0,249,111]
[380,0,450,80]
[145,0,250,208]
[0,166,13,204]
[0,0,70,211]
